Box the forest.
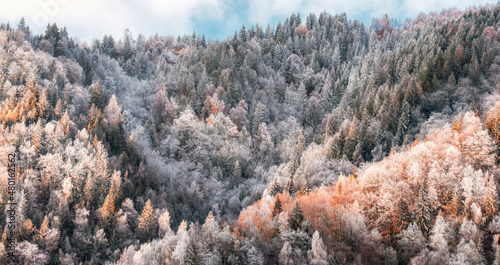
[2,3,500,264]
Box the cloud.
[0,0,227,42]
[0,0,495,43]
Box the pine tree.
[449,186,461,218]
[298,182,309,197]
[393,101,410,147]
[83,173,94,208]
[32,118,44,155]
[158,208,172,237]
[90,81,106,110]
[137,199,158,242]
[343,118,358,159]
[494,244,500,265]
[54,99,64,118]
[308,230,328,265]
[36,215,49,247]
[269,178,281,196]
[328,252,339,265]
[414,181,432,239]
[393,199,411,234]
[37,88,51,119]
[87,103,102,135]
[289,201,304,230]
[271,196,283,220]
[60,110,72,136]
[486,102,500,156]
[185,239,197,265]
[482,175,498,222]
[452,114,463,133]
[285,175,295,196]
[100,170,121,232]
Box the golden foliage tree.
[486,102,500,156]
[137,199,158,242]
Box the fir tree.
[328,252,339,265]
[137,199,158,242]
[414,181,432,239]
[269,178,281,196]
[289,201,304,230]
[482,175,498,222]
[393,199,411,234]
[185,239,197,265]
[298,182,309,197]
[285,175,295,196]
[271,196,283,220]
[449,186,461,218]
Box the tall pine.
[414,180,432,239]
[137,199,158,242]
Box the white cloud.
[0,0,496,43]
[0,0,227,42]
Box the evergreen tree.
[137,199,158,242]
[289,201,304,230]
[271,196,283,220]
[449,186,461,218]
[90,81,106,110]
[393,101,410,147]
[185,239,197,265]
[328,253,339,265]
[494,245,500,265]
[486,102,500,156]
[285,175,295,196]
[298,182,309,197]
[482,175,498,222]
[393,199,411,234]
[414,181,432,239]
[269,178,281,196]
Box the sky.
[0,0,496,43]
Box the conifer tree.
[100,170,121,232]
[449,186,461,218]
[494,244,500,265]
[32,118,43,155]
[414,181,432,239]
[452,114,463,133]
[87,103,102,135]
[271,196,283,220]
[482,175,498,222]
[486,102,500,155]
[269,178,281,196]
[328,253,339,265]
[393,101,410,147]
[298,182,309,197]
[137,199,158,242]
[285,175,295,196]
[185,239,197,265]
[393,199,411,234]
[289,201,304,230]
[90,81,106,110]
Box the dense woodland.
[2,4,500,264]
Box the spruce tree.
[285,176,295,196]
[271,196,283,220]
[185,239,197,265]
[449,186,461,218]
[393,199,411,234]
[298,182,309,197]
[137,199,158,242]
[269,178,281,196]
[482,175,498,222]
[289,201,304,230]
[328,252,339,265]
[414,181,432,239]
